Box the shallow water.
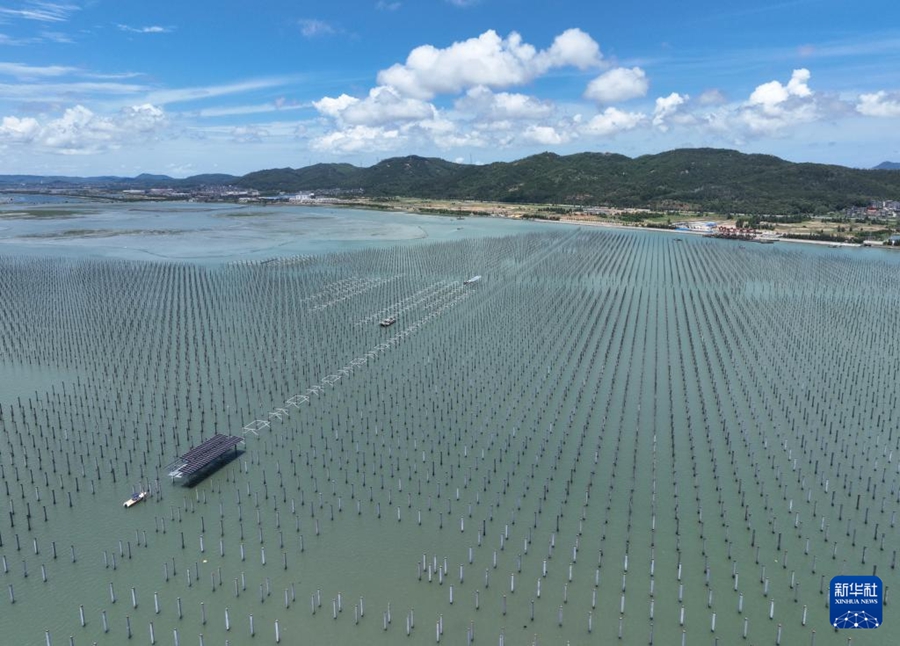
[0,210,897,645]
[0,201,547,263]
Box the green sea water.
[0,204,897,645]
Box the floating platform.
[167,434,243,485]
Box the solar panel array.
[170,434,243,478]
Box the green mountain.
[875,161,900,170]
[239,156,462,194]
[240,163,359,192]
[0,172,238,189]
[174,173,239,187]
[5,149,900,214]
[236,149,900,215]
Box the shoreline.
[4,194,892,251]
[331,197,896,249]
[550,217,876,249]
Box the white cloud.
[697,89,727,106]
[738,102,819,135]
[749,68,811,107]
[0,62,78,78]
[118,104,166,132]
[522,125,568,145]
[197,101,306,118]
[582,107,645,136]
[739,69,818,135]
[0,80,147,101]
[0,33,34,46]
[313,87,436,129]
[418,114,489,148]
[39,30,73,44]
[653,92,687,131]
[145,77,296,106]
[340,86,435,126]
[38,106,115,152]
[299,19,337,38]
[584,67,648,104]
[856,91,900,117]
[0,115,41,142]
[309,29,603,155]
[313,94,360,118]
[536,28,603,71]
[0,2,79,23]
[0,103,166,154]
[377,28,602,99]
[117,25,173,34]
[231,125,268,143]
[311,124,403,153]
[455,86,554,120]
[376,1,401,9]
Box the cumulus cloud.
[522,125,568,145]
[584,67,648,104]
[313,94,359,118]
[739,69,818,135]
[417,113,490,148]
[38,105,114,152]
[536,28,602,71]
[308,29,606,154]
[856,91,900,117]
[313,87,434,126]
[341,86,435,125]
[0,115,41,142]
[311,124,403,153]
[118,104,166,132]
[582,107,645,136]
[0,103,166,154]
[454,86,554,120]
[749,68,811,108]
[377,28,601,99]
[653,92,688,131]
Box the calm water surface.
[0,204,896,645]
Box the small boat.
[379,316,397,327]
[123,491,148,508]
[463,275,481,285]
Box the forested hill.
[237,148,900,215]
[6,148,900,215]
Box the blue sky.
[0,0,898,176]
